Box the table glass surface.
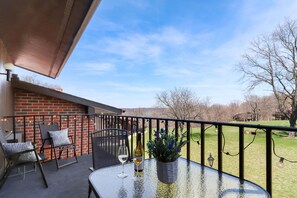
[89,158,270,198]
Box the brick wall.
[14,88,95,159]
[14,89,86,115]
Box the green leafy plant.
[147,128,188,162]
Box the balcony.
[1,114,297,197]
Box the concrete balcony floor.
[0,155,95,198]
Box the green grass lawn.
[138,120,297,197]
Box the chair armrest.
[7,139,18,143]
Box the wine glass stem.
[122,163,124,174]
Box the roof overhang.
[0,0,100,78]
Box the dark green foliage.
[147,128,188,162]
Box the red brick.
[14,89,94,156]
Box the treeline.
[124,94,280,122]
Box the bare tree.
[238,19,297,137]
[245,95,261,121]
[198,98,211,120]
[208,104,229,122]
[22,75,62,90]
[228,101,241,120]
[259,95,277,120]
[156,87,203,131]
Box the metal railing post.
[186,122,190,161]
[218,125,222,172]
[148,118,152,159]
[266,129,272,196]
[201,123,205,166]
[175,121,179,140]
[81,115,84,156]
[23,116,26,142]
[239,126,244,181]
[33,115,36,143]
[130,117,134,158]
[12,117,16,142]
[165,120,168,132]
[88,115,90,154]
[142,118,145,151]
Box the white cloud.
[84,26,206,65]
[92,19,124,32]
[73,62,115,75]
[234,0,297,38]
[69,81,162,108]
[104,81,162,93]
[151,27,188,45]
[103,34,163,61]
[154,65,200,78]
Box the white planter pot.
[156,159,178,184]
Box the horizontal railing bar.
[3,114,96,119]
[96,115,297,132]
[5,114,297,132]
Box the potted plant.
[147,128,188,184]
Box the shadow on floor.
[0,155,97,198]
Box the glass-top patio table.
[89,158,270,198]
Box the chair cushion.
[2,142,39,162]
[48,128,71,146]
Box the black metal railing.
[3,113,297,197]
[96,114,297,197]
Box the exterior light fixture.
[0,63,14,81]
[208,153,215,167]
[277,157,285,168]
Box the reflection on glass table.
[88,158,270,198]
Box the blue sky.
[15,0,297,108]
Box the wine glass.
[118,145,129,178]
